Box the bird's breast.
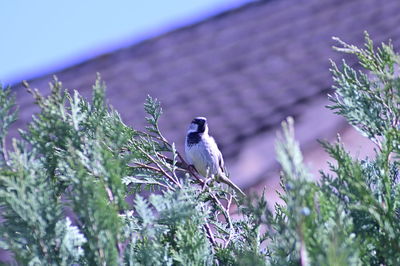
[185,140,219,177]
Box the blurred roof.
[11,0,400,185]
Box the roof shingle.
[11,0,400,160]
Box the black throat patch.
[197,123,205,133]
[187,132,202,147]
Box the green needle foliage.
[267,32,400,265]
[1,32,400,265]
[0,75,266,265]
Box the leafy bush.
[1,33,399,265]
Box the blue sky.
[1,0,250,85]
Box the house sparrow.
[185,117,245,197]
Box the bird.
[185,117,245,197]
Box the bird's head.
[188,117,208,134]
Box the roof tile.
[11,0,400,160]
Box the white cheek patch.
[188,123,198,133]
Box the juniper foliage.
[0,33,399,265]
[0,76,266,265]
[267,33,400,265]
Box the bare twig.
[0,139,9,168]
[203,223,216,246]
[157,152,205,185]
[133,162,163,173]
[124,175,172,190]
[227,194,233,211]
[105,186,114,202]
[134,126,238,247]
[208,192,234,248]
[137,127,206,186]
[135,145,181,188]
[156,153,184,168]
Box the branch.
[204,223,216,246]
[157,152,205,185]
[135,145,181,188]
[124,174,172,190]
[208,192,235,248]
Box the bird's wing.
[209,136,225,175]
[184,136,193,165]
[217,150,224,173]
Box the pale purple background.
[1,0,250,85]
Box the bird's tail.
[219,175,246,197]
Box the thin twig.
[135,128,237,246]
[105,186,114,202]
[157,152,205,185]
[0,142,7,168]
[223,194,235,248]
[133,162,163,173]
[124,175,172,190]
[227,194,233,211]
[203,223,216,246]
[130,132,204,186]
[209,192,234,248]
[1,138,8,162]
[135,145,181,188]
[156,153,184,168]
[137,128,205,185]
